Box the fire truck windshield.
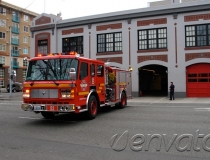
[25,58,78,81]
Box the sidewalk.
[127,97,210,105]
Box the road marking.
[150,97,167,104]
[194,108,210,111]
[0,102,22,104]
[19,116,42,120]
[18,116,76,122]
[0,101,22,103]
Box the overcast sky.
[3,0,158,19]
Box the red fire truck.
[21,52,132,119]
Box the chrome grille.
[31,89,58,98]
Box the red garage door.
[187,63,210,97]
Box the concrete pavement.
[0,92,22,101]
[128,96,210,105]
[1,94,210,160]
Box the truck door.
[96,64,105,102]
[90,64,96,89]
[78,61,89,105]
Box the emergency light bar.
[69,51,77,55]
[36,51,79,57]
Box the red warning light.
[69,51,77,55]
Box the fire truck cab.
[21,52,132,120]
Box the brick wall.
[4,68,9,87]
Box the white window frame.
[0,68,4,78]
[0,7,6,15]
[24,15,28,21]
[12,11,18,16]
[0,80,4,87]
[12,34,18,39]
[0,20,6,27]
[23,59,28,66]
[138,28,167,50]
[23,48,28,54]
[12,22,19,28]
[23,37,28,43]
[0,32,6,39]
[0,56,5,65]
[0,44,6,51]
[12,46,18,51]
[24,26,28,32]
[23,69,26,80]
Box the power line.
[23,0,36,11]
[0,0,37,14]
[16,0,37,14]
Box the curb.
[127,102,210,106]
[0,88,7,93]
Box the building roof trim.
[56,1,210,28]
[1,0,39,16]
[30,24,55,32]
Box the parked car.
[7,82,23,92]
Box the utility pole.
[0,20,13,98]
[9,26,12,98]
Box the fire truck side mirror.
[69,68,76,81]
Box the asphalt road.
[0,98,210,160]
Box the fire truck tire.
[119,92,126,109]
[41,112,55,119]
[87,95,98,120]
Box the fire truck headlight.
[23,93,30,98]
[61,94,71,98]
[61,94,66,98]
[61,89,73,99]
[22,89,30,98]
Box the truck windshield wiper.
[30,78,59,86]
[51,80,59,86]
[47,74,59,86]
[30,80,35,86]
[30,79,59,86]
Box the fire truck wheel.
[87,96,98,120]
[41,112,55,119]
[119,92,126,109]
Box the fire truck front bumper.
[21,103,77,113]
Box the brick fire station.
[30,0,210,97]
